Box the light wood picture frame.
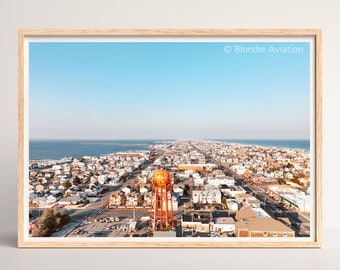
[18,29,322,248]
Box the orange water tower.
[149,169,175,231]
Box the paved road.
[47,142,311,238]
[50,151,161,237]
[190,142,310,237]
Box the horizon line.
[29,138,311,141]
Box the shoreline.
[29,139,310,162]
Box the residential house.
[139,185,150,195]
[58,196,83,205]
[35,184,45,194]
[207,176,235,187]
[193,177,204,186]
[192,185,221,204]
[32,196,47,206]
[109,193,122,206]
[126,192,138,207]
[226,199,240,212]
[122,185,132,195]
[172,184,184,197]
[98,175,108,185]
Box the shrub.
[37,210,71,237]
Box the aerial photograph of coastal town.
[28,40,312,239]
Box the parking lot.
[67,208,151,237]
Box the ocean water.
[29,139,310,161]
[29,140,163,160]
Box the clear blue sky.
[29,41,310,140]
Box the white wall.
[0,0,339,269]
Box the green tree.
[63,181,72,190]
[40,210,57,236]
[38,210,71,237]
[59,213,71,226]
[221,197,228,210]
[72,176,81,186]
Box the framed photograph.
[18,29,322,248]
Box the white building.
[58,196,83,205]
[213,217,235,234]
[226,199,240,212]
[139,186,149,194]
[224,186,246,198]
[234,194,261,208]
[194,177,204,186]
[122,186,131,195]
[268,186,311,213]
[173,184,184,197]
[98,175,108,185]
[230,165,247,175]
[192,185,221,204]
[207,177,235,187]
[162,196,178,211]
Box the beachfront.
[28,140,311,238]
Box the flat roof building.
[235,206,294,237]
